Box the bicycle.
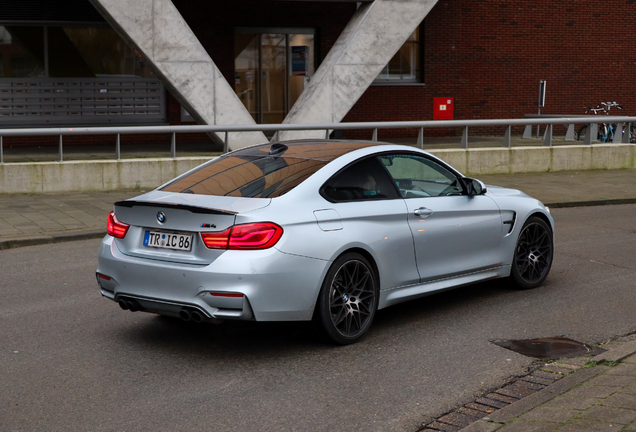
[576,102,636,142]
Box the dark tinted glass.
[162,155,325,198]
[322,157,400,202]
[49,27,154,78]
[0,27,45,78]
[161,141,382,198]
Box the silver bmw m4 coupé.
[96,140,554,344]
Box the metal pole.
[585,124,597,145]
[116,134,121,160]
[615,123,624,143]
[416,127,424,149]
[224,132,229,153]
[460,126,468,149]
[502,125,511,148]
[170,133,176,158]
[59,135,63,162]
[372,128,378,141]
[325,129,330,139]
[543,124,552,146]
[537,80,546,138]
[0,136,3,164]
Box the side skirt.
[378,266,511,310]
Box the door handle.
[414,207,434,217]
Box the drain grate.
[492,337,606,360]
[420,369,564,431]
[420,338,608,431]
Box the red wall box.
[433,97,454,121]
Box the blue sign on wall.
[291,46,308,76]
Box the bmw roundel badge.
[157,211,166,223]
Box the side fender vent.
[502,211,516,235]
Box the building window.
[0,26,45,78]
[374,27,421,84]
[0,26,153,79]
[0,25,165,126]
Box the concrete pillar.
[88,0,266,150]
[278,0,437,141]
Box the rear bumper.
[96,236,329,321]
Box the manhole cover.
[492,337,606,360]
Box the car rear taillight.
[107,211,130,239]
[229,222,283,249]
[200,228,231,249]
[201,222,283,250]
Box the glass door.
[260,34,287,124]
[234,29,314,124]
[288,33,314,112]
[234,33,259,122]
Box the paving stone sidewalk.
[453,339,636,432]
[1,168,635,250]
[0,189,140,249]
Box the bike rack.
[523,114,634,145]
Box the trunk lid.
[112,192,271,265]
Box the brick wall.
[344,0,636,137]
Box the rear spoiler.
[114,200,237,215]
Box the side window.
[378,154,463,198]
[322,157,400,202]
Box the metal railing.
[1,115,635,163]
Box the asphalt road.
[1,204,635,432]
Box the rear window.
[160,141,380,198]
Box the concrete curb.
[545,197,636,208]
[457,341,636,432]
[0,229,106,250]
[459,366,610,432]
[592,340,636,363]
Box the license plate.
[144,230,192,251]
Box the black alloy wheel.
[313,252,378,345]
[510,216,554,289]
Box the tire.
[510,216,554,290]
[313,252,379,345]
[598,124,606,141]
[576,124,604,141]
[576,125,587,141]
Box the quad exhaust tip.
[117,298,206,322]
[118,298,140,312]
[179,308,204,323]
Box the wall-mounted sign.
[291,46,308,76]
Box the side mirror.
[462,177,487,196]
